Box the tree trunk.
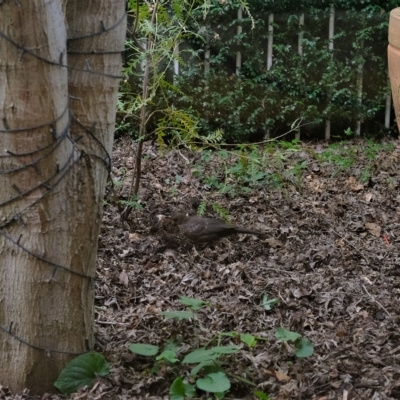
[0,0,126,393]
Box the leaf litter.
[4,138,400,399]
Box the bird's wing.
[182,218,235,235]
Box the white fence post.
[267,13,274,71]
[298,13,304,56]
[296,13,305,140]
[173,43,180,85]
[236,7,242,76]
[385,74,392,128]
[355,40,364,136]
[265,13,274,139]
[205,22,210,75]
[325,5,335,141]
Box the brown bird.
[172,212,264,243]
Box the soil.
[3,137,400,400]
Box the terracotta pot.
[388,7,400,133]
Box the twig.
[95,320,128,326]
[177,149,190,163]
[362,284,391,317]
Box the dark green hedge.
[123,1,400,142]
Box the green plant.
[121,1,396,144]
[261,293,279,311]
[127,296,314,398]
[119,194,144,210]
[164,174,184,196]
[360,167,372,184]
[318,143,357,171]
[130,296,237,398]
[112,178,123,188]
[363,139,394,160]
[120,0,254,220]
[121,0,204,219]
[54,352,110,394]
[344,127,354,137]
[275,327,314,358]
[191,141,305,199]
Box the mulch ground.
[4,137,400,400]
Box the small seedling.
[275,327,314,358]
[261,293,279,311]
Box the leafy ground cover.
[3,137,400,399]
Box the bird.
[171,212,264,243]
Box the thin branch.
[122,0,160,220]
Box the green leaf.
[261,293,279,311]
[196,372,231,393]
[179,296,207,310]
[175,175,183,183]
[217,150,229,159]
[227,163,243,174]
[163,337,182,353]
[250,171,267,181]
[209,345,240,354]
[240,333,257,348]
[191,360,220,377]
[170,376,185,399]
[169,376,196,400]
[294,338,314,358]
[159,311,194,320]
[219,185,234,194]
[54,352,110,394]
[156,349,179,363]
[275,328,301,342]
[254,390,270,400]
[218,331,238,338]
[182,349,220,364]
[129,343,159,356]
[184,382,196,398]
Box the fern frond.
[197,201,207,216]
[211,203,230,222]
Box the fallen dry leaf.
[275,370,291,382]
[346,176,364,191]
[264,237,284,247]
[129,232,141,242]
[93,137,400,400]
[119,271,129,287]
[365,222,381,237]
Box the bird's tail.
[235,228,264,235]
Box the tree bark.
[0,0,125,393]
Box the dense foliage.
[120,0,399,143]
